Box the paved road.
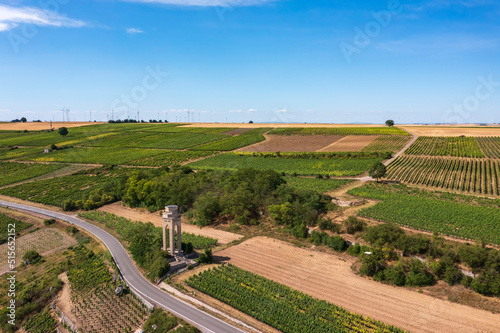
[0,200,245,333]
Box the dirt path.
[215,237,500,333]
[98,202,243,244]
[384,128,418,166]
[55,272,78,324]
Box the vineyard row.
[387,155,500,195]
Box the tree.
[249,120,254,123]
[369,162,387,182]
[58,127,69,136]
[20,117,27,123]
[385,120,395,127]
[23,250,42,264]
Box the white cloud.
[0,4,85,32]
[124,0,279,7]
[228,110,243,113]
[306,109,314,112]
[276,109,287,113]
[126,27,144,34]
[248,109,257,112]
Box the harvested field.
[0,122,96,131]
[215,236,500,333]
[399,125,500,137]
[318,135,378,152]
[238,135,343,152]
[98,202,243,244]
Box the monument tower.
[162,205,182,255]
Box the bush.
[328,236,347,252]
[344,216,366,234]
[23,250,42,264]
[405,259,434,287]
[43,219,56,226]
[58,127,68,136]
[364,223,405,246]
[198,248,213,264]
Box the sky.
[0,0,499,124]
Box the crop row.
[188,153,381,176]
[0,166,129,206]
[0,161,65,186]
[125,150,217,167]
[191,132,267,151]
[387,155,500,195]
[187,264,404,333]
[0,212,32,244]
[348,183,500,245]
[79,211,218,249]
[23,309,57,333]
[361,135,411,153]
[476,137,500,158]
[0,147,42,160]
[268,127,409,136]
[404,136,500,158]
[67,245,111,292]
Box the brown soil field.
[98,202,243,244]
[181,123,386,128]
[399,125,500,137]
[318,135,378,152]
[0,122,96,131]
[238,135,343,152]
[215,237,500,333]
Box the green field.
[188,153,381,176]
[0,147,42,160]
[191,128,269,151]
[405,137,485,157]
[187,264,404,333]
[348,183,500,245]
[0,162,65,186]
[125,150,217,167]
[0,167,129,206]
[268,127,409,136]
[361,136,411,153]
[0,212,32,244]
[387,155,500,195]
[286,177,353,192]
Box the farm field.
[98,201,243,244]
[237,135,343,152]
[0,211,32,244]
[399,125,500,137]
[361,135,412,153]
[212,237,500,333]
[0,166,131,207]
[476,137,500,158]
[188,153,382,176]
[348,183,500,244]
[125,150,217,167]
[0,121,95,131]
[268,127,409,136]
[405,137,485,157]
[187,264,404,333]
[286,177,353,193]
[192,128,269,151]
[387,155,500,195]
[0,162,65,187]
[0,147,43,160]
[318,135,378,151]
[0,228,77,275]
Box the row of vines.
[387,155,500,195]
[187,264,405,333]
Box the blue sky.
[1,0,499,124]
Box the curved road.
[0,200,245,333]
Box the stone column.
[162,205,182,255]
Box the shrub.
[43,219,56,226]
[344,216,366,234]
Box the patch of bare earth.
[399,125,500,137]
[55,272,78,324]
[215,236,500,333]
[98,202,243,244]
[238,135,344,152]
[318,135,379,152]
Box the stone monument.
[162,205,182,255]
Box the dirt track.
[318,135,378,151]
[98,202,243,244]
[216,237,500,333]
